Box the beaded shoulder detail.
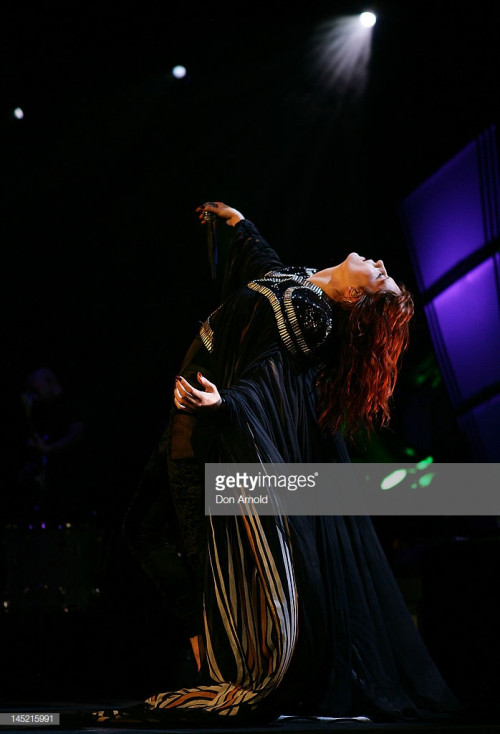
[247,269,333,357]
[199,268,333,357]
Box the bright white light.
[172,65,187,79]
[380,469,408,491]
[13,107,24,119]
[311,15,375,96]
[359,11,376,28]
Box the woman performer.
[95,202,460,725]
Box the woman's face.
[344,253,401,295]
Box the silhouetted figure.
[19,367,84,520]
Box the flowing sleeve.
[194,284,337,463]
[220,219,284,302]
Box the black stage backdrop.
[1,0,499,705]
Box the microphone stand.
[203,210,218,280]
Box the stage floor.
[1,702,499,734]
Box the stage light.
[13,107,24,119]
[416,456,434,470]
[380,468,408,490]
[172,65,187,79]
[359,11,376,28]
[311,14,376,96]
[418,472,435,488]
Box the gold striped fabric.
[146,503,298,717]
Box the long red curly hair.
[316,285,414,439]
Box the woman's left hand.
[195,202,244,227]
[174,373,222,413]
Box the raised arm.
[196,201,284,300]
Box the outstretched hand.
[195,201,244,227]
[174,373,222,413]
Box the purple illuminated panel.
[426,258,500,405]
[402,141,486,291]
[401,127,500,460]
[467,394,500,461]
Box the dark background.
[1,0,499,706]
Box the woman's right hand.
[174,373,222,413]
[195,201,244,227]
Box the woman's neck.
[307,264,345,301]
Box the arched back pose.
[108,202,460,726]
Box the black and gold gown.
[120,219,460,724]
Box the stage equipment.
[400,125,500,461]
